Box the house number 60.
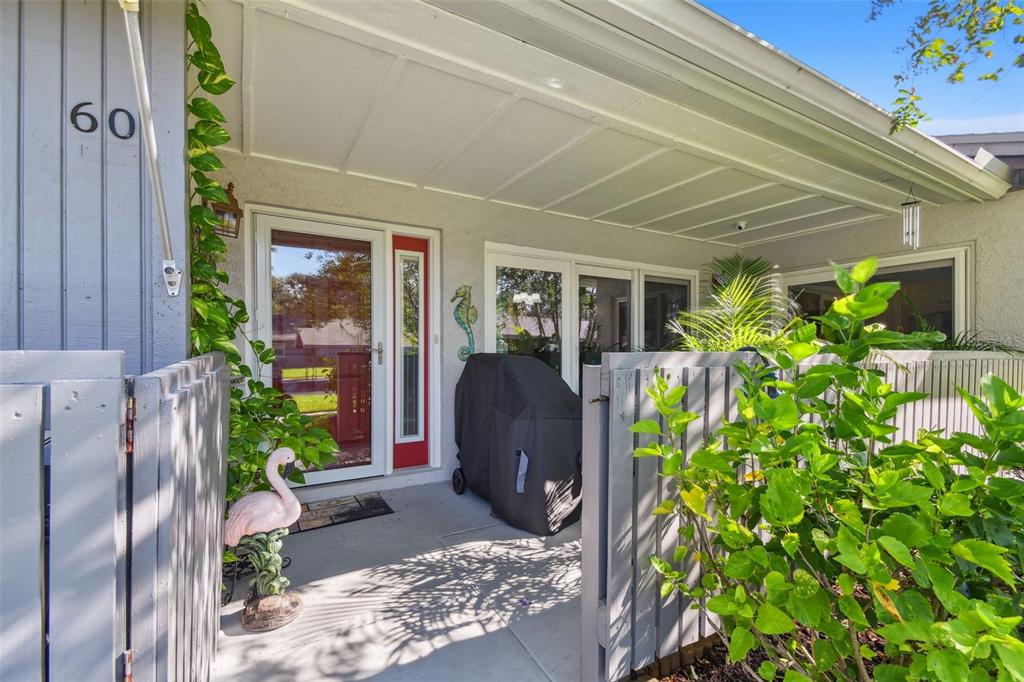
[69,101,136,140]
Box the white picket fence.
[0,351,229,682]
[581,350,1024,682]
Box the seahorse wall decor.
[451,285,478,361]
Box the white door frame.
[249,206,443,485]
[253,213,388,484]
[575,263,635,380]
[484,251,573,386]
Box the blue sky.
[701,0,1024,134]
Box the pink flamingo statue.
[225,446,301,546]
[224,447,304,632]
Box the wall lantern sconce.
[206,182,242,238]
[901,185,921,250]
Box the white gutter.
[583,0,1012,201]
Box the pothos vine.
[186,2,338,510]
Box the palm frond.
[669,273,789,351]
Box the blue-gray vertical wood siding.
[1,0,188,373]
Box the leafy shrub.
[635,257,1024,681]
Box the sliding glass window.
[789,259,955,337]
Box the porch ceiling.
[208,0,1010,247]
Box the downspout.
[119,0,181,297]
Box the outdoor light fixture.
[205,182,243,238]
[901,185,921,250]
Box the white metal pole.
[119,0,181,296]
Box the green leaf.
[755,392,801,430]
[192,120,231,146]
[878,620,934,645]
[185,3,212,42]
[787,587,829,628]
[838,594,868,627]
[755,603,794,635]
[850,256,878,284]
[706,594,738,616]
[835,526,867,573]
[728,626,756,662]
[762,468,806,526]
[757,661,777,681]
[880,513,931,548]
[878,535,915,569]
[690,449,734,475]
[831,262,855,294]
[680,486,709,519]
[783,669,812,682]
[879,482,933,508]
[926,648,969,681]
[782,532,800,557]
[994,639,1024,682]
[652,499,675,516]
[925,562,970,614]
[633,444,662,458]
[938,491,974,517]
[189,96,226,122]
[981,373,1023,417]
[198,69,235,95]
[718,517,754,549]
[951,539,1016,587]
[629,419,662,435]
[188,151,224,172]
[662,451,683,476]
[786,341,818,362]
[725,550,759,580]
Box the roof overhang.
[208,0,1011,247]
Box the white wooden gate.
[0,351,228,682]
[581,350,1024,682]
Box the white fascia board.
[433,0,1010,202]
[575,0,1012,201]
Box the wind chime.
[901,185,921,250]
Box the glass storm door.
[262,217,386,484]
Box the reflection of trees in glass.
[495,267,561,368]
[271,247,371,334]
[271,244,372,428]
[401,256,420,348]
[578,286,603,353]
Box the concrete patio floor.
[214,482,581,681]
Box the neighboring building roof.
[938,132,1024,188]
[274,319,370,348]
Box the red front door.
[393,236,429,468]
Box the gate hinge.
[125,379,136,456]
[122,649,134,682]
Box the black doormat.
[287,492,394,534]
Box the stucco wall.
[747,190,1024,347]
[216,151,736,497]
